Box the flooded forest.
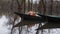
[0,0,60,34]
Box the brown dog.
[27,11,36,16]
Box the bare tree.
[48,0,53,15]
[36,0,46,34]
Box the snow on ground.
[0,15,11,34]
[0,15,60,34]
